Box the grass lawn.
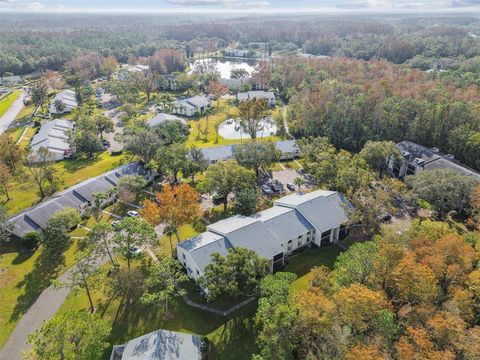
[56,245,343,360]
[14,104,35,123]
[2,152,129,216]
[0,238,88,348]
[155,224,198,257]
[0,90,21,118]
[18,126,36,148]
[285,245,343,293]
[54,152,129,189]
[7,126,25,143]
[186,99,280,148]
[57,255,258,360]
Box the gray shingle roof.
[254,206,313,245]
[275,140,299,154]
[396,141,480,180]
[49,90,78,114]
[114,329,202,360]
[30,119,74,157]
[178,190,349,273]
[200,145,235,162]
[147,113,186,128]
[274,190,349,233]
[237,91,275,101]
[8,162,145,238]
[208,216,284,259]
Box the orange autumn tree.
[141,184,202,254]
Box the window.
[298,238,302,247]
[196,269,200,276]
[287,240,292,251]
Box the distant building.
[200,145,236,164]
[0,75,22,86]
[177,190,350,282]
[49,89,78,114]
[30,119,74,162]
[224,48,254,58]
[110,329,203,360]
[172,95,211,117]
[198,140,300,165]
[237,90,275,107]
[275,140,300,160]
[218,77,250,92]
[8,163,153,239]
[146,113,187,128]
[125,64,149,73]
[388,141,480,181]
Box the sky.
[1,0,480,13]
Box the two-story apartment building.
[177,190,349,283]
[237,90,275,107]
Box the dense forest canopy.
[276,56,480,170]
[3,13,480,74]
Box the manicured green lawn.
[14,104,35,123]
[7,126,25,143]
[0,238,87,348]
[186,99,280,148]
[0,90,21,118]
[18,126,36,148]
[58,256,258,360]
[285,245,343,293]
[54,152,129,188]
[2,152,129,216]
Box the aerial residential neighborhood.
[1,5,480,360]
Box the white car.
[127,210,139,217]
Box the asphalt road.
[0,92,25,134]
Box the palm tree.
[92,192,107,221]
[293,177,306,192]
[202,107,214,142]
[163,224,178,255]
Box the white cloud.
[166,0,269,7]
[23,1,46,10]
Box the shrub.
[22,231,40,250]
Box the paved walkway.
[0,92,25,134]
[0,253,109,360]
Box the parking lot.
[260,168,310,196]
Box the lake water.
[189,58,257,79]
[218,117,277,140]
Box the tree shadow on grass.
[9,249,65,323]
[61,155,102,173]
[11,249,35,265]
[209,302,258,360]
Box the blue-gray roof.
[208,215,284,259]
[200,145,235,162]
[8,162,146,238]
[275,140,299,154]
[397,141,480,181]
[275,190,349,233]
[113,329,202,360]
[254,206,313,245]
[147,113,186,128]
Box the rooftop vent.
[431,147,440,153]
[401,151,411,158]
[414,158,425,166]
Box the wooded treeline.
[3,13,480,75]
[278,57,480,170]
